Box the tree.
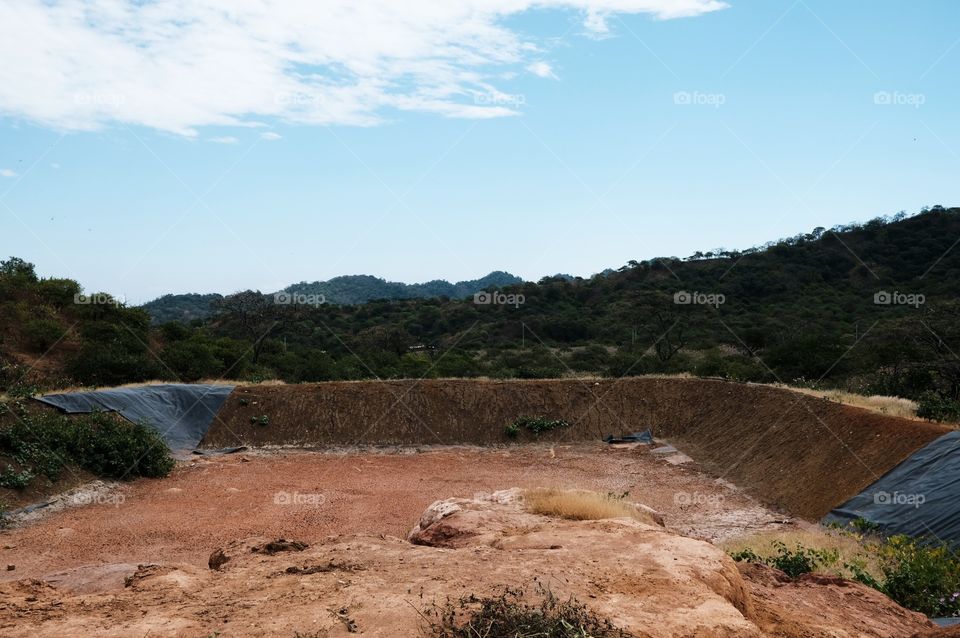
[213,290,290,363]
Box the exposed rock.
[207,549,229,571]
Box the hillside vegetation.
[3,207,960,417]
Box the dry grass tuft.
[523,488,658,526]
[783,387,919,419]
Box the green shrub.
[68,413,175,479]
[0,409,174,485]
[425,586,634,637]
[875,535,960,617]
[730,541,839,578]
[0,465,34,489]
[22,318,66,352]
[505,416,570,438]
[916,393,960,423]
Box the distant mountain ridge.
[139,271,524,324]
[284,271,522,306]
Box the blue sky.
[1,0,958,303]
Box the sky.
[0,0,958,304]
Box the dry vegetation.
[523,488,660,526]
[782,387,919,419]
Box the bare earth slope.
[205,378,949,518]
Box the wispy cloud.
[260,132,281,141]
[0,1,727,136]
[527,62,558,80]
[0,168,16,178]
[208,136,239,144]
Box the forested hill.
[139,293,223,325]
[284,271,523,305]
[4,207,960,420]
[139,271,524,324]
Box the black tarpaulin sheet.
[823,430,960,545]
[36,384,234,452]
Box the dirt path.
[1,443,791,584]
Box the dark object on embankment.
[202,378,949,520]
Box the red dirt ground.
[0,443,790,584]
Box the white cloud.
[208,136,239,144]
[260,132,281,141]
[0,168,16,178]
[527,62,558,79]
[50,162,60,169]
[584,9,613,37]
[0,1,728,136]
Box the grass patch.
[524,488,658,526]
[424,585,634,637]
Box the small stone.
[208,548,230,570]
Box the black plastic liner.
[823,430,960,545]
[36,384,235,452]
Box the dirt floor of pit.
[205,378,951,519]
[0,443,793,584]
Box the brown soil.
[0,488,934,637]
[0,444,788,583]
[205,378,950,519]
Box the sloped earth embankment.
[205,378,950,519]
